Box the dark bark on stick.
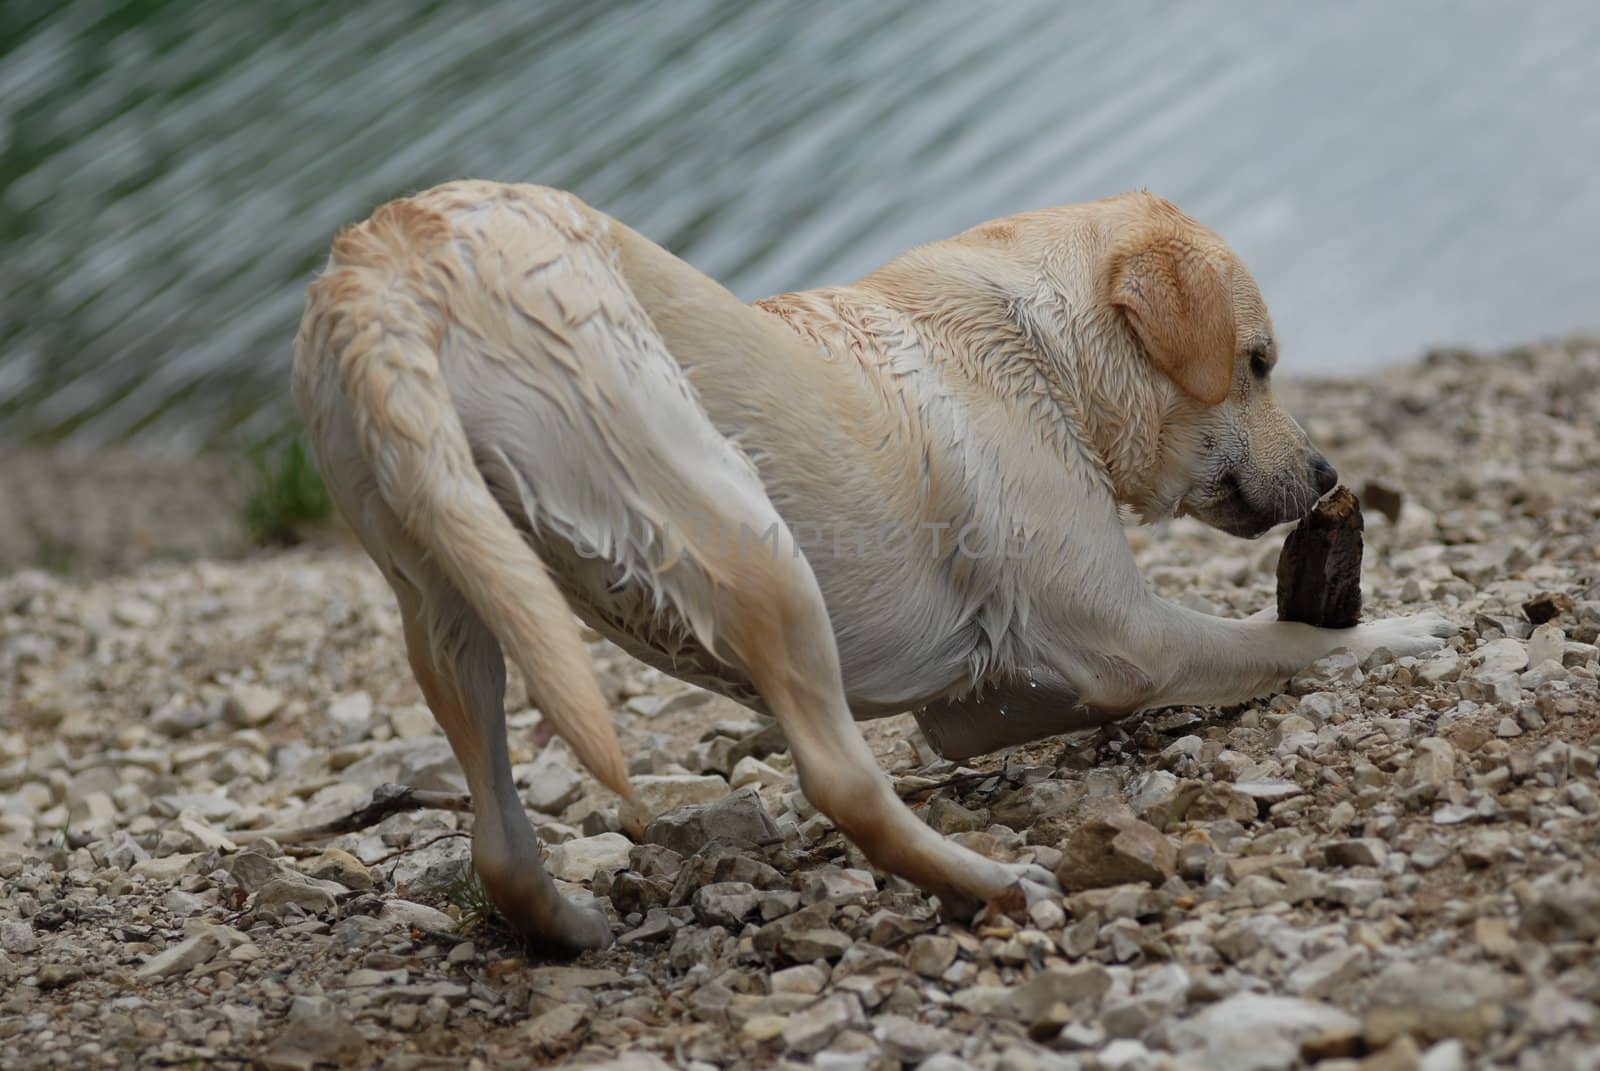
[227,783,473,846]
[1276,486,1364,628]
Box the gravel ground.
[2,337,1598,1071]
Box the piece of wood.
[225,783,473,846]
[1276,485,1364,628]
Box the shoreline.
[0,334,1597,1069]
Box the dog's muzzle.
[1209,452,1338,538]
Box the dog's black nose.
[1310,455,1339,495]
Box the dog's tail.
[304,200,631,800]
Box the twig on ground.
[367,830,472,867]
[226,783,473,846]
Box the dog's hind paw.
[564,902,615,951]
[492,888,613,957]
[521,900,612,958]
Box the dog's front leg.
[707,528,1061,917]
[1122,595,1453,710]
[913,598,1452,761]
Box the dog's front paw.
[938,859,1062,922]
[1010,861,1063,902]
[1351,612,1454,659]
[973,862,1063,923]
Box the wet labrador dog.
[292,182,1451,952]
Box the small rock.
[1056,807,1176,890]
[992,780,1089,827]
[1288,946,1367,999]
[0,920,38,954]
[1291,650,1365,692]
[1359,479,1404,525]
[1028,898,1067,930]
[175,813,236,852]
[620,773,729,835]
[252,876,340,918]
[113,597,160,627]
[800,867,876,905]
[226,849,298,893]
[782,928,853,963]
[261,994,367,1070]
[136,931,222,980]
[729,755,786,790]
[1518,874,1600,942]
[327,691,373,741]
[1419,1040,1467,1071]
[693,881,762,928]
[1362,1037,1422,1071]
[1469,637,1528,675]
[1364,960,1510,1042]
[782,993,865,1054]
[546,832,633,882]
[523,756,585,815]
[1431,803,1476,825]
[387,704,437,739]
[906,934,959,978]
[163,889,207,917]
[1324,877,1386,909]
[684,735,738,776]
[640,786,778,855]
[873,1015,960,1064]
[1471,916,1517,958]
[387,833,473,896]
[1325,839,1389,868]
[1233,780,1303,805]
[132,853,203,882]
[1169,993,1359,1071]
[1414,845,1452,870]
[1527,623,1566,668]
[1417,650,1461,684]
[304,848,373,891]
[770,963,829,995]
[377,899,457,933]
[1009,964,1114,1023]
[924,796,987,833]
[224,683,284,727]
[1461,830,1510,869]
[1405,739,1456,793]
[36,963,84,990]
[524,1004,589,1052]
[1127,770,1180,821]
[1525,985,1596,1034]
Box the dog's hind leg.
[388,561,611,954]
[586,469,1061,916]
[305,382,610,953]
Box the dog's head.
[1103,198,1335,538]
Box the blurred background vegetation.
[2,0,1597,457]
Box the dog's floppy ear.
[1108,238,1237,406]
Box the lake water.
[3,1,1597,451]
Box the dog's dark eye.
[1250,351,1271,380]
